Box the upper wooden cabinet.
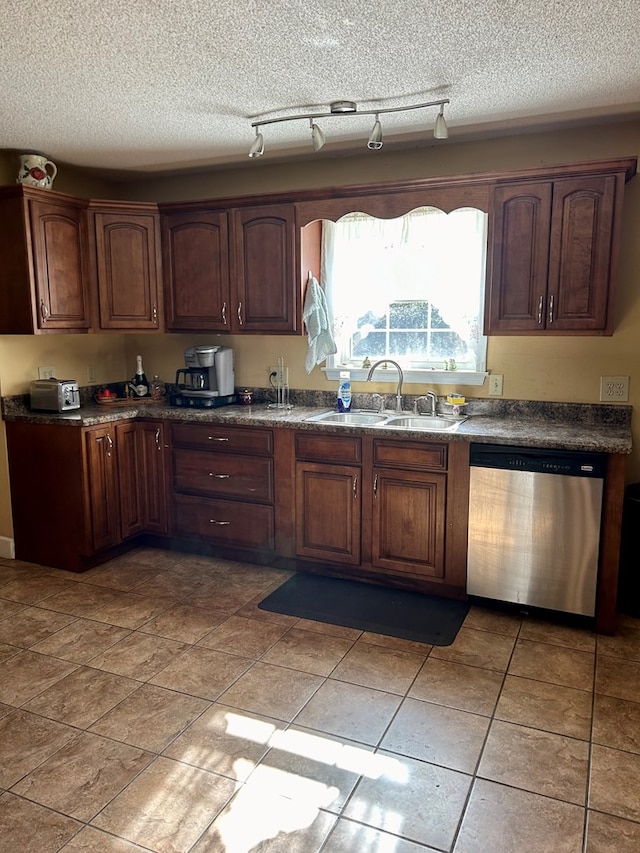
[486,171,625,335]
[0,186,91,334]
[90,201,162,330]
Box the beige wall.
[1,121,640,548]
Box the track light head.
[434,106,448,140]
[310,119,326,152]
[367,115,383,150]
[248,128,264,158]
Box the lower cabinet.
[171,422,275,554]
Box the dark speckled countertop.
[1,390,633,454]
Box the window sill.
[323,367,488,386]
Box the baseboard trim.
[0,537,15,559]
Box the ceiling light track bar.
[250,98,450,129]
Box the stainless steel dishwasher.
[467,443,606,617]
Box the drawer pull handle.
[353,474,358,498]
[152,304,158,324]
[208,436,229,441]
[237,302,243,325]
[40,300,49,322]
[221,301,227,325]
[373,473,378,497]
[537,295,544,324]
[549,293,555,324]
[209,519,231,525]
[209,473,230,478]
[155,428,161,450]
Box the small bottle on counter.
[337,371,352,412]
[130,355,149,397]
[150,374,166,399]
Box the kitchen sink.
[304,411,389,425]
[304,410,467,431]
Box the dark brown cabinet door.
[371,468,447,578]
[295,462,361,565]
[115,421,145,539]
[138,420,170,535]
[486,182,553,333]
[162,210,230,331]
[84,425,121,552]
[231,204,298,332]
[93,209,161,329]
[547,175,616,331]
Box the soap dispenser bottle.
[337,371,352,412]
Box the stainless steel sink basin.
[383,415,465,431]
[304,411,389,425]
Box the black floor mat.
[258,573,469,646]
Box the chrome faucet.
[366,360,404,413]
[414,391,438,416]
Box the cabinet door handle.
[209,519,231,526]
[209,473,230,479]
[154,428,161,450]
[537,295,544,325]
[237,302,243,325]
[373,473,378,497]
[152,304,158,324]
[106,433,113,457]
[208,436,229,441]
[221,301,227,325]
[548,293,555,324]
[40,300,49,323]
[353,474,358,498]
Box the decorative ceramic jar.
[16,153,57,189]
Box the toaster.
[30,379,80,412]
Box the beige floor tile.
[43,584,126,619]
[294,679,401,745]
[519,618,596,652]
[0,701,13,720]
[235,592,301,626]
[589,743,640,821]
[478,719,589,804]
[323,818,440,853]
[0,598,26,620]
[198,615,289,658]
[86,590,170,629]
[90,684,209,752]
[60,825,150,851]
[454,778,584,853]
[23,666,140,728]
[357,631,432,654]
[0,641,19,664]
[0,649,78,706]
[82,562,160,592]
[220,661,323,722]
[409,657,504,715]
[0,573,74,605]
[430,626,515,671]
[11,731,153,822]
[593,694,640,753]
[462,605,522,637]
[595,655,640,702]
[344,749,471,850]
[0,709,77,788]
[585,810,640,853]
[261,627,354,676]
[295,617,363,641]
[330,640,425,694]
[0,606,76,648]
[193,784,336,853]
[88,631,190,680]
[597,622,640,661]
[30,618,131,663]
[381,696,489,774]
[92,755,238,853]
[106,547,183,571]
[184,581,265,612]
[508,639,595,690]
[250,725,375,813]
[164,702,278,781]
[136,570,214,601]
[140,602,229,643]
[150,645,254,701]
[0,791,81,853]
[495,674,593,740]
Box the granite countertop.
[1,393,633,454]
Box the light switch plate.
[488,374,504,396]
[37,365,56,380]
[600,375,629,402]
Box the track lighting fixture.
[248,97,450,158]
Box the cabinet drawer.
[173,449,273,502]
[373,439,448,471]
[171,422,273,455]
[174,494,274,550]
[295,432,362,464]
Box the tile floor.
[0,547,639,852]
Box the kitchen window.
[322,206,488,384]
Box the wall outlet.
[87,364,97,383]
[488,374,504,396]
[37,365,56,380]
[600,375,629,402]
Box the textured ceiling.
[1,0,640,175]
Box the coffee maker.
[171,345,236,408]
